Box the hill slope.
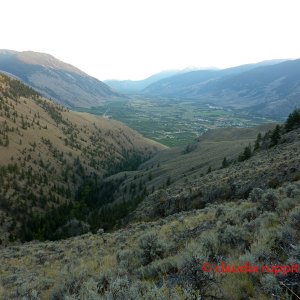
[0,50,121,107]
[142,60,286,96]
[143,59,299,118]
[1,114,300,299]
[0,73,165,244]
[101,124,277,219]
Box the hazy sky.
[1,0,300,80]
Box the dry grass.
[0,180,299,299]
[0,74,165,244]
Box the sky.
[1,0,300,80]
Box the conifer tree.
[285,109,300,131]
[270,125,281,146]
[254,133,262,151]
[222,157,229,168]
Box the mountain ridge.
[142,59,300,118]
[104,70,183,93]
[0,50,122,107]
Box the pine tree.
[254,133,262,151]
[285,109,300,131]
[243,146,252,160]
[166,176,171,186]
[222,157,229,168]
[270,125,281,147]
[238,145,252,162]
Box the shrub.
[55,218,90,239]
[116,249,142,271]
[289,207,300,231]
[239,252,256,265]
[260,274,281,296]
[14,283,39,300]
[137,257,178,279]
[218,225,247,250]
[198,232,221,262]
[250,228,278,264]
[240,207,259,222]
[105,277,131,299]
[50,271,88,300]
[98,271,113,295]
[284,182,300,198]
[222,274,255,300]
[138,232,167,265]
[248,188,264,202]
[179,255,216,298]
[79,278,99,299]
[259,189,279,211]
[99,275,170,300]
[274,225,298,256]
[276,197,296,214]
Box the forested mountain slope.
[0,73,165,244]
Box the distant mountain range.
[143,60,287,95]
[104,67,218,93]
[142,59,300,118]
[1,50,299,118]
[104,70,185,93]
[0,50,121,107]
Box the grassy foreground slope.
[1,112,299,299]
[0,146,299,299]
[0,73,165,245]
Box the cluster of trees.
[238,108,300,163]
[19,175,146,241]
[105,150,148,176]
[18,151,148,241]
[206,109,300,173]
[285,108,300,131]
[1,75,40,99]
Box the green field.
[76,96,276,147]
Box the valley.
[0,50,300,300]
[1,100,300,299]
[78,96,275,147]
[1,0,300,297]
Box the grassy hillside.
[0,73,165,245]
[1,119,300,299]
[131,126,300,221]
[101,124,276,216]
